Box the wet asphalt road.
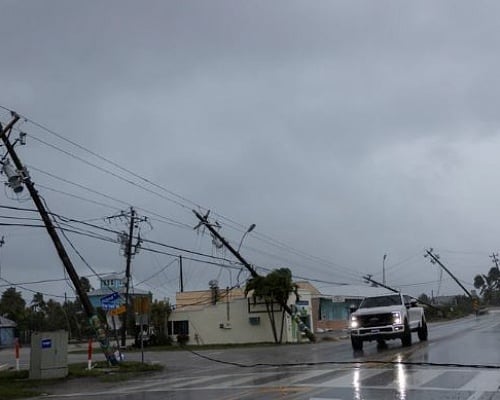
[7,310,500,399]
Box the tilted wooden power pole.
[0,113,118,365]
[193,210,316,342]
[425,249,473,299]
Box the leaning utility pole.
[0,114,117,364]
[193,210,316,342]
[425,249,473,299]
[122,207,135,347]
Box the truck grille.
[358,313,393,327]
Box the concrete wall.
[170,294,317,345]
[171,297,301,345]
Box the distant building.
[312,285,391,332]
[87,272,150,310]
[168,281,388,345]
[0,315,17,347]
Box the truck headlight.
[350,316,359,329]
[392,311,401,325]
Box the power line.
[29,165,194,230]
[0,276,74,299]
[0,107,361,280]
[135,258,178,286]
[184,346,500,370]
[0,107,383,285]
[0,274,95,288]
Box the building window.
[249,317,261,325]
[169,320,189,335]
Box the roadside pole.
[15,338,19,371]
[192,210,316,342]
[0,114,117,365]
[87,338,92,370]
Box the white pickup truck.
[349,293,427,351]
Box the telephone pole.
[122,207,135,346]
[179,255,184,293]
[0,114,117,364]
[108,207,146,346]
[0,235,4,278]
[193,210,316,342]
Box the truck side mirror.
[410,299,418,308]
[349,305,358,313]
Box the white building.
[168,282,388,345]
[168,283,315,345]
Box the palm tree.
[31,292,46,313]
[245,268,299,343]
[474,266,500,305]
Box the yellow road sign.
[109,305,126,316]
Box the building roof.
[315,284,395,299]
[172,282,398,311]
[175,288,246,309]
[100,272,124,281]
[0,316,16,327]
[296,281,322,295]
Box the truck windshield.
[359,295,402,308]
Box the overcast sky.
[1,1,499,304]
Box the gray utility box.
[29,331,68,380]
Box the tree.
[28,292,47,331]
[245,268,299,344]
[44,299,67,330]
[473,266,500,305]
[418,293,431,304]
[149,299,172,345]
[79,277,92,293]
[0,287,26,323]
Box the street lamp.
[238,223,256,252]
[383,254,387,285]
[236,223,256,287]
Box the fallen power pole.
[193,210,316,342]
[425,249,473,299]
[363,275,440,311]
[0,113,117,365]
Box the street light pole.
[238,223,256,252]
[236,224,256,286]
[383,254,387,285]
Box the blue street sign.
[101,292,120,303]
[101,303,118,310]
[41,339,52,349]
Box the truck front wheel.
[418,318,428,341]
[351,335,363,351]
[401,320,412,347]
